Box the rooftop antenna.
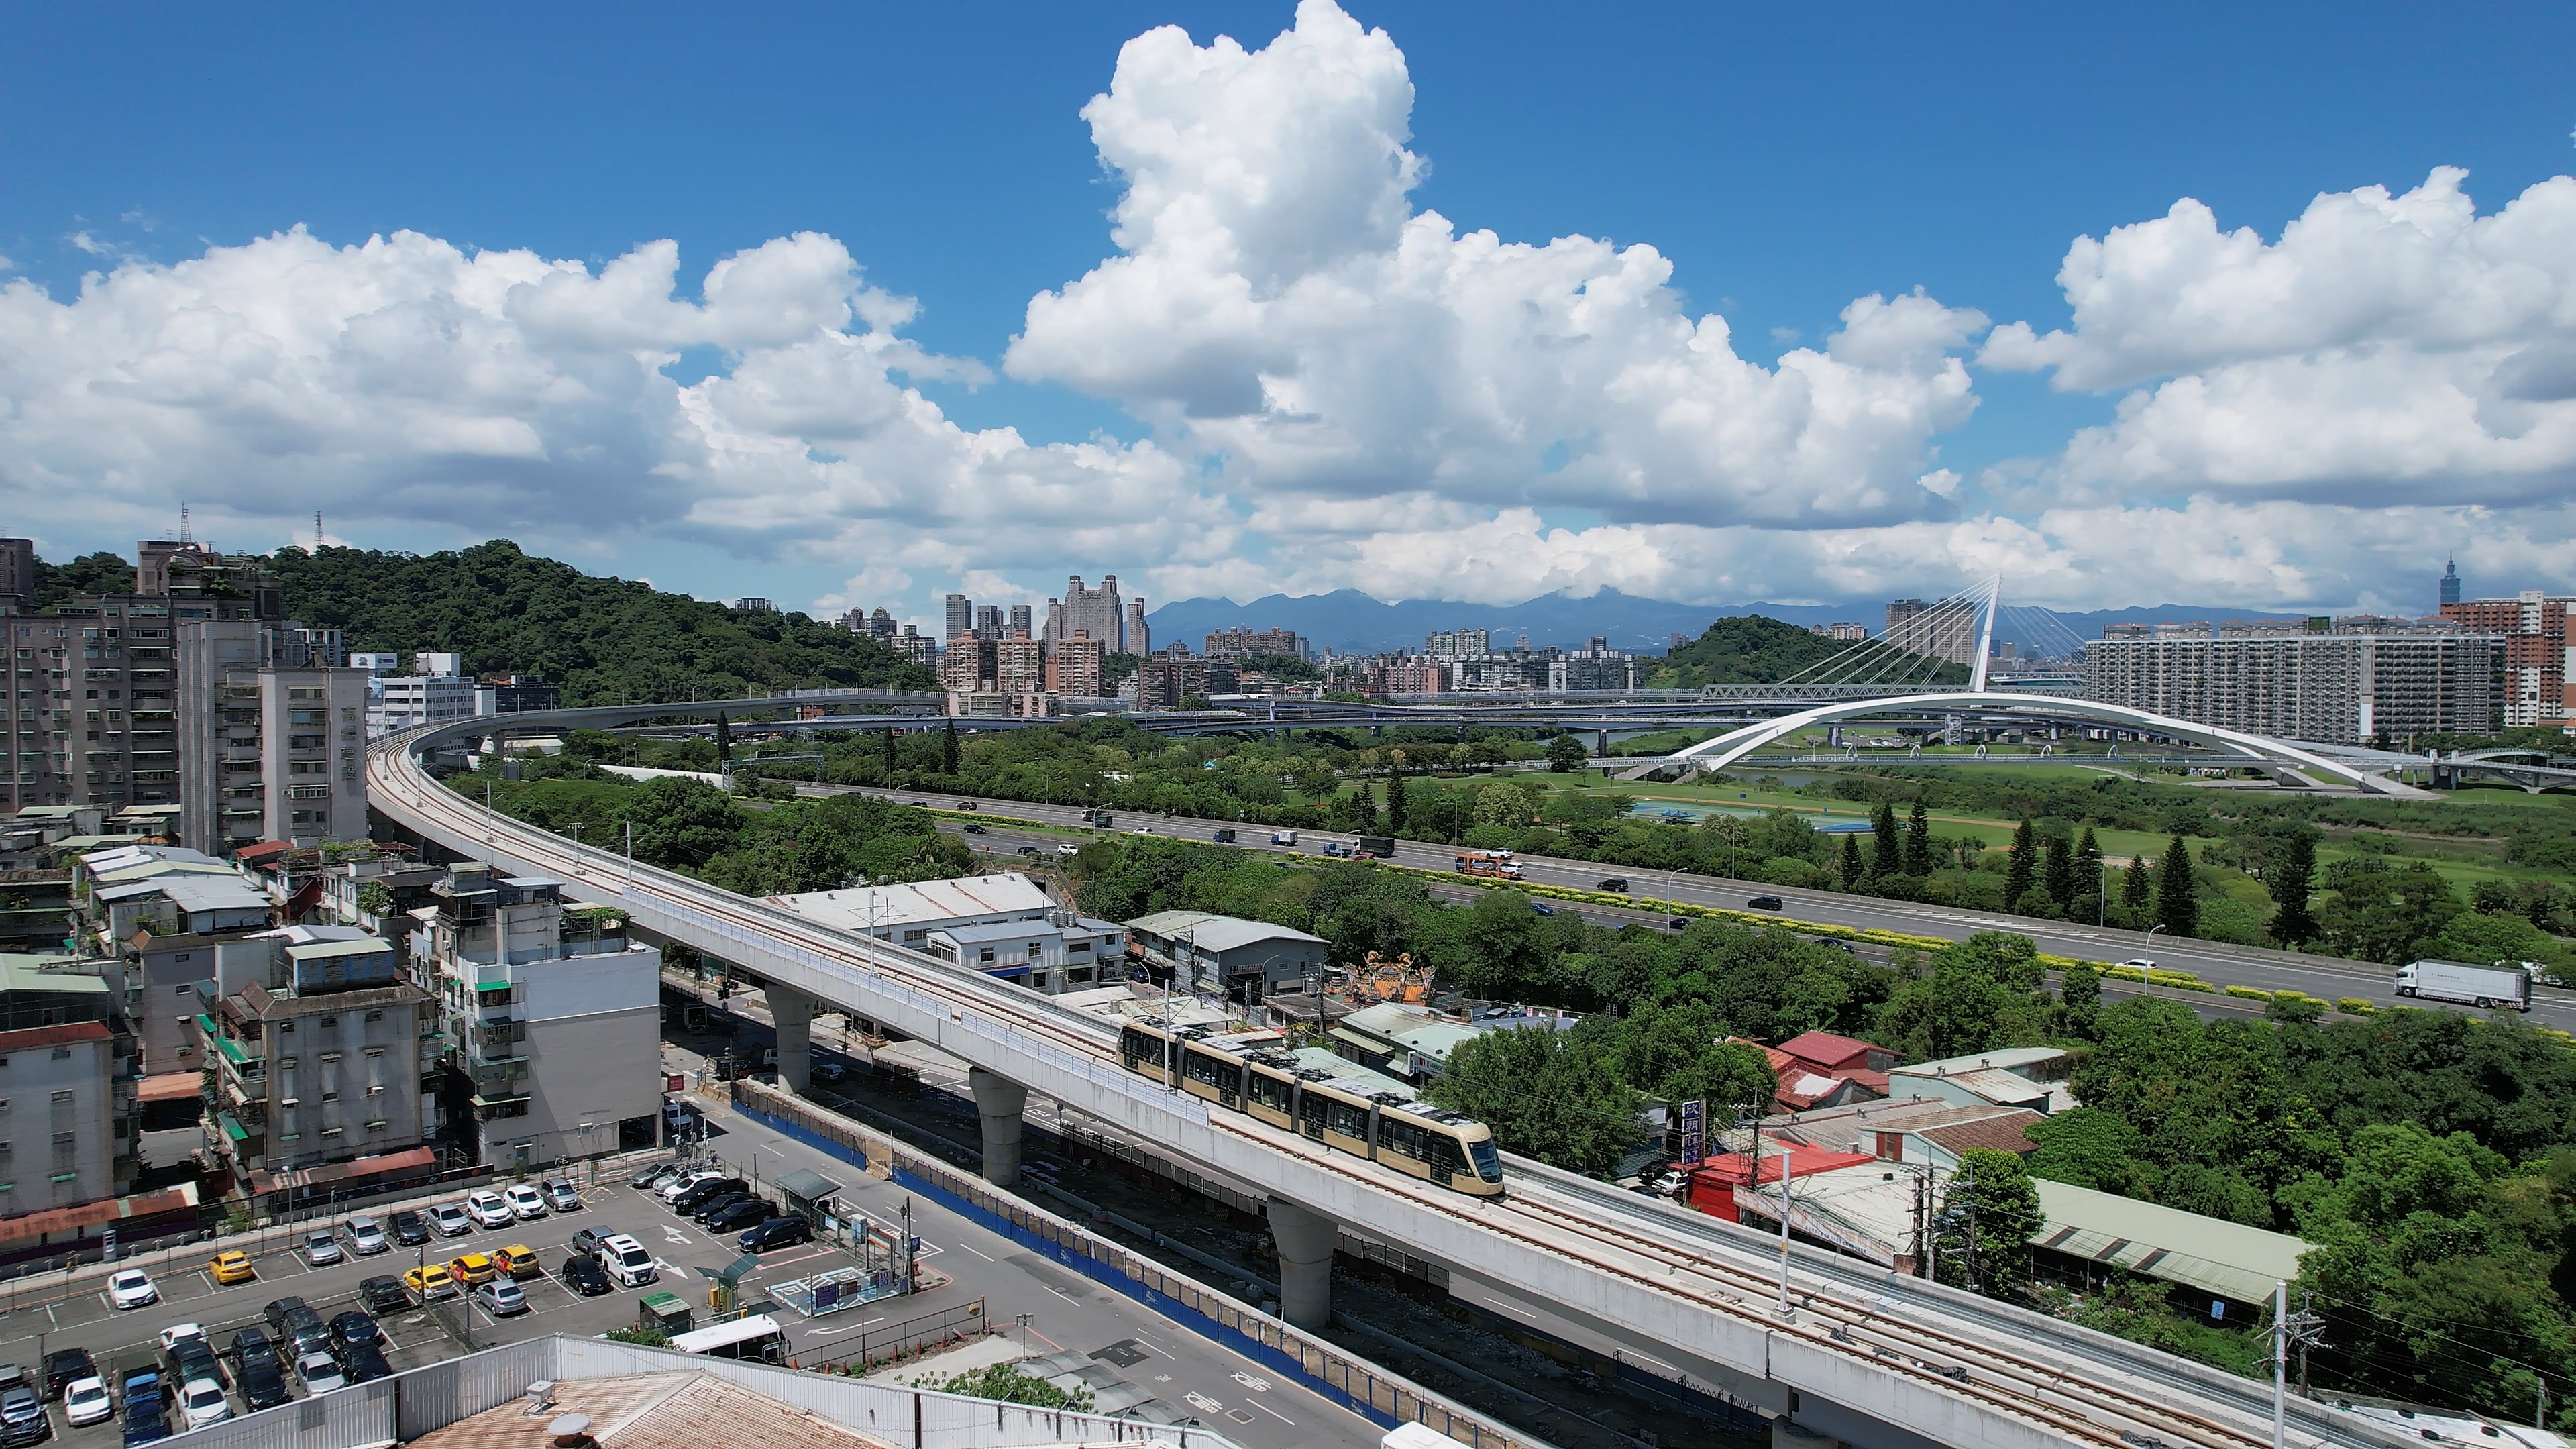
[315,511,324,550]
[178,501,193,543]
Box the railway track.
[366,732,2369,1449]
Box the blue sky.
[3,3,2572,622]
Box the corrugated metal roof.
[767,872,1054,932]
[1892,1046,2067,1077]
[284,938,393,961]
[2032,1178,2311,1303]
[1126,909,1324,953]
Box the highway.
[374,708,2413,1449]
[830,786,2571,1030]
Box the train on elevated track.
[1115,1018,1505,1197]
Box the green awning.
[217,1113,249,1142]
[193,1013,215,1036]
[214,1036,258,1067]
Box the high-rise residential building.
[891,626,938,666]
[1362,657,1447,695]
[1046,631,1108,696]
[177,622,370,852]
[136,541,283,616]
[1203,627,1311,661]
[0,538,34,611]
[972,604,1003,640]
[940,635,997,693]
[2441,590,2573,729]
[992,631,1046,693]
[1006,603,1033,636]
[729,598,775,614]
[868,607,898,641]
[1811,622,1869,641]
[1550,649,1639,692]
[277,626,346,669]
[1126,597,1149,657]
[2084,622,2502,743]
[2440,557,2463,608]
[943,594,973,641]
[411,863,662,1167]
[1050,576,1125,651]
[1885,598,1976,665]
[1425,629,1491,658]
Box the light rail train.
[1116,1018,1505,1196]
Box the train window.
[1377,1117,1429,1162]
[1468,1138,1503,1182]
[1183,1049,1238,1094]
[1297,1093,1328,1138]
[1120,1028,1165,1070]
[1246,1071,1291,1111]
[1428,1133,1466,1179]
[1324,1097,1371,1139]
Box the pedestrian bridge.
[369,698,2410,1449]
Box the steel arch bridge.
[1617,690,2438,797]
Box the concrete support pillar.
[1266,1197,1338,1330]
[968,1067,1028,1188]
[767,983,813,1095]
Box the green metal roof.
[213,1034,259,1067]
[2031,1178,2312,1304]
[217,1113,249,1143]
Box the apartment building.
[1045,631,1108,697]
[2084,623,2503,743]
[2441,590,2574,729]
[1425,629,1491,658]
[176,623,370,852]
[1364,657,1448,695]
[1548,649,1640,692]
[992,632,1046,693]
[1203,627,1309,661]
[940,635,998,693]
[0,1010,137,1222]
[1133,651,1237,708]
[1886,598,1976,666]
[370,671,478,735]
[409,864,661,1167]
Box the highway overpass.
[370,696,2411,1449]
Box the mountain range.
[1144,588,2320,657]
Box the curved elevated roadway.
[371,700,2400,1449]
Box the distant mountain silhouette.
[1146,588,2312,657]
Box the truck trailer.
[2394,959,2532,1012]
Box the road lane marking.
[1248,1399,1295,1424]
[957,1243,992,1261]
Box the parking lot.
[0,1160,902,1449]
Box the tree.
[1870,802,1901,878]
[1546,733,1589,773]
[879,726,899,775]
[1904,800,1933,876]
[714,712,732,763]
[1934,1148,2043,1299]
[2269,828,2320,946]
[2043,834,2074,907]
[1836,832,1865,890]
[2154,833,2198,936]
[618,777,748,869]
[1874,933,2047,1061]
[1425,1023,1643,1176]
[2057,961,2101,1012]
[1385,767,1410,833]
[2004,820,2038,908]
[2318,861,2464,964]
[2123,853,2155,920]
[941,717,960,773]
[2025,1106,2151,1196]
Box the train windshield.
[1468,1138,1502,1182]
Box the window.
[977,947,996,963]
[364,1011,382,1023]
[902,928,928,944]
[1027,943,1043,959]
[48,1047,68,1061]
[318,1016,338,1030]
[174,985,191,996]
[48,1091,71,1104]
[279,1024,294,1034]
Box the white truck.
[2394,959,2533,1012]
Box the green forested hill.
[1646,614,1969,688]
[266,540,932,704]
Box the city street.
[832,784,2573,1028]
[0,1093,1379,1449]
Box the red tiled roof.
[0,1022,112,1052]
[1919,1111,2043,1157]
[136,1072,203,1104]
[1692,1146,1875,1187]
[233,841,291,864]
[246,1146,435,1195]
[0,1183,199,1244]
[1776,1030,1888,1072]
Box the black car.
[328,1312,382,1353]
[225,1327,278,1371]
[163,1340,221,1393]
[262,1301,329,1361]
[961,823,986,835]
[1015,845,1041,857]
[671,1177,747,1214]
[739,1216,811,1252]
[703,1199,773,1232]
[260,1297,307,1335]
[1746,895,1784,910]
[340,1342,392,1385]
[559,1254,611,1295]
[235,1356,289,1412]
[358,1276,412,1317]
[386,1210,431,1246]
[1669,916,1690,930]
[689,1191,758,1224]
[42,1349,94,1400]
[1596,877,1629,892]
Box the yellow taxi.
[445,1252,498,1287]
[404,1263,458,1301]
[207,1250,256,1285]
[493,1244,543,1281]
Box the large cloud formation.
[1,0,2571,619]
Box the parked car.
[234,1357,288,1413]
[569,1226,621,1258]
[594,1234,658,1287]
[61,1379,109,1430]
[539,1179,582,1213]
[264,1301,329,1362]
[629,1161,681,1191]
[1746,895,1784,910]
[224,1328,276,1371]
[445,1253,498,1287]
[672,1177,748,1214]
[0,1368,52,1446]
[688,1191,758,1224]
[503,1184,549,1220]
[402,1265,458,1303]
[339,1344,391,1385]
[473,1280,529,1318]
[117,1392,166,1448]
[342,1216,390,1255]
[655,1169,722,1203]
[357,1277,412,1317]
[175,1377,229,1432]
[328,1313,382,1354]
[702,1199,772,1232]
[739,1216,812,1252]
[42,1350,95,1401]
[559,1255,611,1295]
[207,1250,255,1285]
[492,1244,543,1280]
[105,1271,158,1311]
[429,1202,474,1237]
[301,1229,343,1267]
[466,1191,515,1228]
[152,1327,205,1358]
[290,1354,343,1397]
[386,1210,431,1246]
[1595,877,1629,892]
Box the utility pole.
[2271,1280,2288,1449]
[1773,1131,1794,1319]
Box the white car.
[2118,957,2156,971]
[294,1351,346,1395]
[343,1215,390,1254]
[62,1376,111,1428]
[503,1184,548,1221]
[180,1377,233,1430]
[466,1190,515,1228]
[594,1233,659,1287]
[107,1269,158,1309]
[656,1169,720,1203]
[1055,842,1079,856]
[157,1323,207,1352]
[430,1201,474,1236]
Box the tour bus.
[667,1314,788,1363]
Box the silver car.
[301,1228,343,1267]
[293,1352,345,1395]
[342,1216,390,1255]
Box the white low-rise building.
[765,871,1126,994]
